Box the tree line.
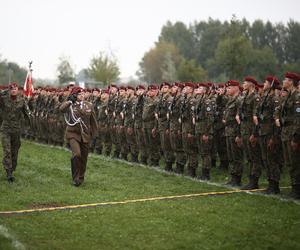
[138,16,300,83]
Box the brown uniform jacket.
[60,100,98,143]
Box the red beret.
[110,84,119,89]
[70,87,83,95]
[218,83,225,88]
[160,82,171,88]
[265,75,280,86]
[126,86,135,91]
[8,82,18,89]
[285,72,299,81]
[226,80,240,87]
[184,82,195,89]
[119,86,127,91]
[136,85,146,90]
[174,82,184,89]
[92,88,100,92]
[102,89,109,94]
[244,76,258,85]
[148,84,159,90]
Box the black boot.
[141,157,148,165]
[164,162,173,172]
[200,168,210,180]
[241,175,259,190]
[288,184,300,199]
[265,180,280,195]
[113,151,120,159]
[6,170,15,183]
[121,153,128,161]
[218,161,229,170]
[226,175,241,187]
[131,154,139,163]
[175,162,184,174]
[95,148,102,155]
[211,159,216,168]
[187,166,196,178]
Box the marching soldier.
[60,87,97,186]
[0,83,31,182]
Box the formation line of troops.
[0,72,299,198]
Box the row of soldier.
[1,72,299,198]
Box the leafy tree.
[56,56,75,84]
[161,52,178,82]
[87,51,120,85]
[177,59,207,82]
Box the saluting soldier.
[0,83,31,182]
[60,87,97,186]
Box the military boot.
[218,161,229,170]
[113,151,120,159]
[131,154,139,163]
[6,170,15,183]
[121,153,128,161]
[174,162,184,174]
[200,168,210,181]
[140,156,148,165]
[241,175,259,190]
[187,166,196,178]
[226,175,241,187]
[264,180,280,195]
[211,159,216,168]
[288,184,300,199]
[164,162,173,172]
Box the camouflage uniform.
[0,90,30,181]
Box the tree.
[87,51,120,85]
[177,59,207,82]
[0,56,27,86]
[161,52,178,82]
[138,41,181,83]
[56,56,75,84]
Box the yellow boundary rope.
[0,187,282,216]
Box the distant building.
[75,69,106,89]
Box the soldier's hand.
[166,113,170,121]
[253,115,259,126]
[291,140,299,151]
[192,117,195,125]
[127,127,133,135]
[249,134,257,147]
[202,134,209,143]
[105,109,108,115]
[178,118,182,124]
[275,118,281,127]
[120,112,124,120]
[235,136,242,147]
[67,94,77,104]
[155,113,159,120]
[165,129,169,135]
[235,115,241,125]
[267,138,274,151]
[187,133,193,139]
[151,128,157,138]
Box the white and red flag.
[24,61,34,97]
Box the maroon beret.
[285,72,299,81]
[244,76,258,85]
[8,82,18,89]
[70,87,83,95]
[174,82,184,89]
[119,86,127,91]
[127,86,135,91]
[265,75,280,86]
[110,84,119,89]
[184,82,195,89]
[148,84,159,90]
[136,85,146,90]
[102,89,109,94]
[226,80,240,87]
[92,88,100,92]
[160,82,171,88]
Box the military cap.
[119,86,127,91]
[244,76,258,85]
[92,88,100,92]
[285,72,300,81]
[102,89,109,94]
[148,84,159,90]
[127,86,135,91]
[160,82,171,89]
[265,75,280,87]
[226,80,240,87]
[184,82,195,88]
[174,82,184,89]
[8,82,18,89]
[109,84,119,89]
[136,85,146,90]
[70,86,83,95]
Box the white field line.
[0,225,25,250]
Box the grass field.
[0,141,299,250]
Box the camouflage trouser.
[214,129,228,164]
[289,140,300,185]
[259,135,281,182]
[159,130,175,165]
[242,134,263,178]
[125,127,138,158]
[182,133,198,173]
[95,124,111,155]
[226,136,243,177]
[116,126,129,157]
[1,132,21,174]
[143,127,160,165]
[134,127,148,160]
[170,130,187,166]
[110,124,120,155]
[197,133,213,170]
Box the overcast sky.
[0,0,299,80]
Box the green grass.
[0,140,299,250]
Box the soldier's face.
[263,80,271,91]
[127,89,134,96]
[93,91,99,96]
[77,92,85,101]
[283,78,293,89]
[161,85,170,93]
[110,87,118,95]
[119,89,126,96]
[101,93,109,100]
[171,86,178,94]
[10,87,18,96]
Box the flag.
[24,64,34,97]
